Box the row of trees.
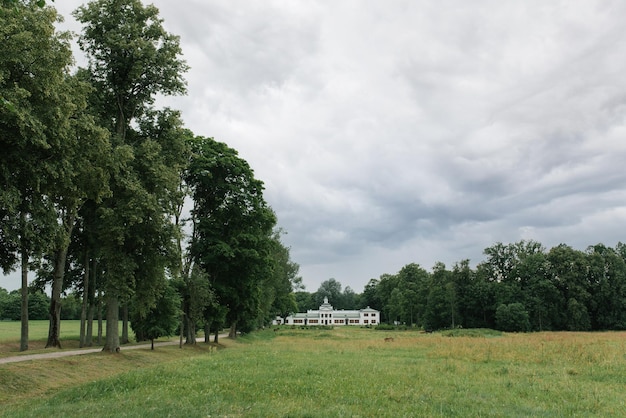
[358,241,626,332]
[0,287,99,321]
[1,0,300,351]
[0,288,49,320]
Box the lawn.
[0,320,124,355]
[1,327,626,417]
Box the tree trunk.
[79,252,90,348]
[97,289,103,344]
[19,245,29,352]
[185,315,196,344]
[46,214,74,349]
[204,323,210,343]
[179,312,184,348]
[214,328,219,344]
[151,338,154,350]
[46,243,69,349]
[102,294,120,353]
[87,259,98,346]
[229,321,237,339]
[86,301,94,347]
[121,303,129,344]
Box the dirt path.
[0,335,226,365]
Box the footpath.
[0,335,225,365]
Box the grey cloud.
[5,0,621,295]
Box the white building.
[280,297,379,326]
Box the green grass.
[0,320,129,355]
[2,327,626,417]
[0,320,82,342]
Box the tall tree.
[186,136,276,338]
[259,230,300,327]
[0,1,76,351]
[74,0,188,352]
[43,75,111,349]
[314,279,343,308]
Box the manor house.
[280,297,379,326]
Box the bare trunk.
[46,244,69,349]
[97,289,103,344]
[179,312,184,348]
[46,214,75,349]
[86,302,94,347]
[121,303,129,344]
[79,253,90,347]
[151,338,154,350]
[102,294,120,353]
[185,315,196,344]
[214,328,219,343]
[87,259,98,346]
[19,245,28,352]
[204,323,210,343]
[229,321,237,339]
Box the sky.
[3,0,626,294]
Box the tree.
[130,280,180,350]
[586,244,626,330]
[259,230,300,326]
[74,0,188,353]
[546,244,591,330]
[423,262,457,330]
[295,291,314,312]
[361,279,382,311]
[314,279,343,308]
[0,1,76,351]
[396,263,430,326]
[495,303,530,332]
[186,136,276,338]
[43,74,111,349]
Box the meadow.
[1,325,626,417]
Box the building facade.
[280,297,379,326]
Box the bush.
[441,328,503,338]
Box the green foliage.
[186,136,277,334]
[0,290,49,320]
[495,303,530,332]
[130,280,180,345]
[73,0,189,351]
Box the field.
[0,320,119,355]
[1,325,626,417]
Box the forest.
[3,1,626,356]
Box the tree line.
[293,240,626,333]
[353,240,626,332]
[1,0,300,351]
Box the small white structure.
[280,297,379,326]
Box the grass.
[0,320,130,355]
[1,326,626,416]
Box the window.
[364,320,369,324]
[364,313,369,316]
[309,319,318,324]
[371,320,376,324]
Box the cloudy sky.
[4,0,626,293]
